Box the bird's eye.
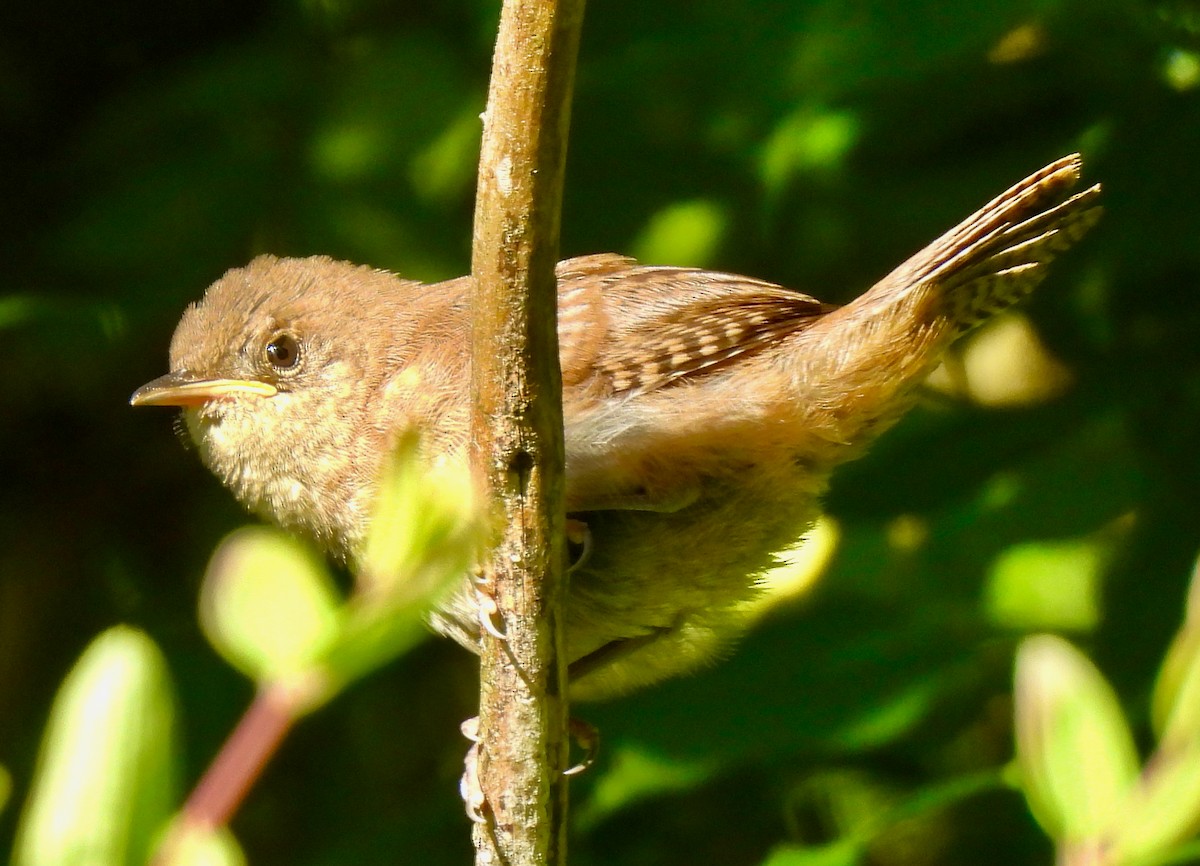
[264,332,302,371]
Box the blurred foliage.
[1013,602,1200,865]
[1,0,1199,863]
[11,627,179,866]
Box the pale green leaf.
[985,538,1107,632]
[1111,738,1200,863]
[200,527,343,685]
[159,825,247,866]
[12,627,178,866]
[1013,635,1139,842]
[631,199,727,267]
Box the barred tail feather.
[800,154,1101,443]
[873,153,1102,335]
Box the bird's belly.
[563,469,827,701]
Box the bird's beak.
[129,373,278,407]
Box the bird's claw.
[472,568,507,641]
[564,717,599,776]
[566,518,593,573]
[459,717,487,823]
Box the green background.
[2,0,1199,863]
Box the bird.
[131,153,1101,701]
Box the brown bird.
[132,154,1101,700]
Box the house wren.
[132,154,1100,700]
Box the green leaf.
[200,527,343,687]
[575,744,715,830]
[319,598,440,686]
[1153,554,1200,746]
[759,107,859,195]
[631,199,728,267]
[357,430,479,604]
[757,840,861,866]
[1013,635,1140,843]
[1152,626,1200,749]
[159,825,247,866]
[985,537,1107,632]
[12,626,178,866]
[1111,737,1200,864]
[326,434,481,683]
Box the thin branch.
[154,683,301,865]
[469,0,585,863]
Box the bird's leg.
[567,625,676,683]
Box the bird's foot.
[471,567,507,641]
[566,517,592,573]
[565,717,600,776]
[459,717,487,823]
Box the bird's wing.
[556,253,832,397]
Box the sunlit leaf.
[631,198,727,267]
[358,430,480,604]
[1110,736,1200,863]
[200,527,343,686]
[12,627,178,866]
[1013,635,1139,843]
[760,107,859,195]
[325,434,481,683]
[1152,554,1200,767]
[575,744,715,830]
[158,824,247,866]
[1152,623,1200,749]
[985,537,1108,632]
[757,840,860,866]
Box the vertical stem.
[469,0,585,863]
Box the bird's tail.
[877,153,1101,336]
[798,154,1101,441]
